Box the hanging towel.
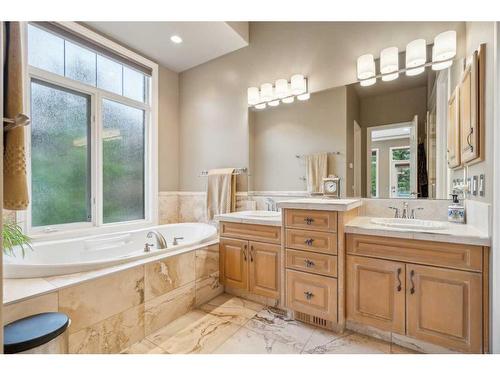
[3,22,29,210]
[417,143,429,198]
[305,153,328,193]
[206,168,236,222]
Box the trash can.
[3,312,70,354]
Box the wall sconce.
[247,74,309,110]
[356,30,457,86]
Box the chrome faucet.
[265,197,278,211]
[173,236,184,246]
[389,202,423,219]
[146,230,168,249]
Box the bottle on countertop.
[448,194,465,224]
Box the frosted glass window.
[102,99,145,223]
[97,55,123,95]
[30,80,91,227]
[65,41,97,86]
[123,66,145,102]
[28,24,64,75]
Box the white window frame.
[389,146,411,198]
[370,148,379,198]
[18,22,159,240]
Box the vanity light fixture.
[247,74,310,110]
[170,35,183,44]
[380,47,399,81]
[406,39,426,76]
[356,30,457,86]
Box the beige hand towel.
[3,22,29,210]
[305,152,328,193]
[206,168,236,222]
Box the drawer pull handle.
[304,238,314,246]
[250,245,254,262]
[243,244,247,262]
[304,291,314,300]
[304,259,315,268]
[410,269,415,294]
[396,268,402,292]
[304,217,315,225]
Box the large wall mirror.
[248,50,460,200]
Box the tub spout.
[146,231,168,249]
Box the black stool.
[4,312,70,354]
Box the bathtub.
[3,223,217,279]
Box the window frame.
[19,22,159,240]
[370,148,379,198]
[389,146,411,198]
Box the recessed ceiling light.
[170,35,183,44]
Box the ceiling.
[84,22,249,72]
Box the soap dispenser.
[448,194,465,224]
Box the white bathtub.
[3,223,217,279]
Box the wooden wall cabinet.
[219,223,281,300]
[447,86,461,169]
[346,233,488,353]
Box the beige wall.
[371,138,410,198]
[178,22,465,191]
[249,87,347,193]
[158,66,180,191]
[346,85,360,196]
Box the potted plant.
[2,220,32,257]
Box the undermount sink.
[370,217,448,230]
[240,210,281,218]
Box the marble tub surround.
[121,294,416,354]
[215,211,282,226]
[345,216,490,246]
[3,243,223,354]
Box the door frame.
[353,120,362,197]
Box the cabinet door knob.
[304,259,315,268]
[304,291,314,300]
[396,268,402,292]
[304,238,314,246]
[304,217,315,225]
[410,269,415,294]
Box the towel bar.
[199,167,248,177]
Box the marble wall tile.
[144,251,195,301]
[159,193,179,224]
[3,292,58,325]
[144,281,196,336]
[195,271,223,306]
[195,244,219,281]
[69,304,145,354]
[59,266,145,334]
[178,193,206,223]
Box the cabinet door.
[220,238,248,290]
[249,241,280,299]
[407,264,482,353]
[346,256,406,334]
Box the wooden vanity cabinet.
[346,233,488,353]
[219,222,281,300]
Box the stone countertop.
[345,216,491,247]
[277,198,363,212]
[215,211,282,227]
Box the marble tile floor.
[121,293,418,355]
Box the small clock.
[322,176,341,198]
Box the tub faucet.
[147,230,168,249]
[173,236,184,246]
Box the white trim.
[491,21,500,354]
[370,148,380,198]
[19,21,159,239]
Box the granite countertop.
[345,216,491,247]
[277,198,363,211]
[215,211,282,226]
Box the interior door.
[406,264,482,353]
[346,256,406,334]
[220,238,248,290]
[249,241,280,298]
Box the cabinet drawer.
[346,234,483,272]
[286,249,337,277]
[220,221,281,244]
[286,269,337,322]
[285,209,337,232]
[286,229,337,255]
